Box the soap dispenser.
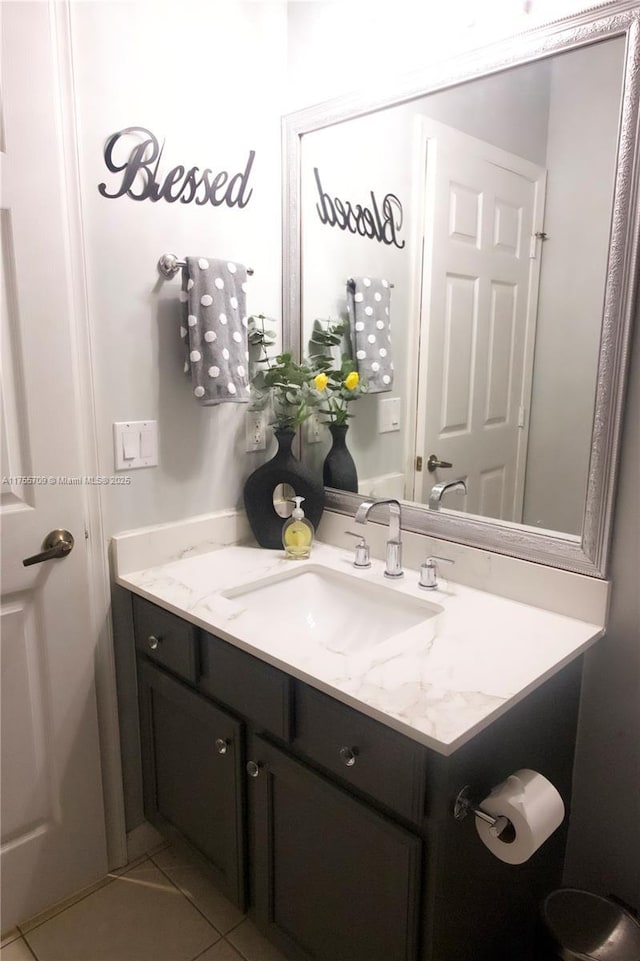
[282,496,314,559]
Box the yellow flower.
[314,372,329,391]
[344,371,359,390]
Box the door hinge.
[518,406,526,428]
[416,455,423,472]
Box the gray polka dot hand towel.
[180,257,250,404]
[347,276,394,393]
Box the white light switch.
[122,430,138,461]
[114,421,158,470]
[378,397,401,433]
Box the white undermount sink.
[223,565,442,656]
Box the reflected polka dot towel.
[346,276,394,393]
[180,257,250,404]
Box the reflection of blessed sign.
[99,126,255,208]
[313,167,404,248]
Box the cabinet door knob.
[215,738,230,755]
[246,760,262,778]
[339,746,359,767]
[147,635,161,650]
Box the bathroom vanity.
[116,539,603,961]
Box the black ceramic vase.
[243,428,325,549]
[323,423,358,493]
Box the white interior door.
[1,1,108,930]
[413,119,545,520]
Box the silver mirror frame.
[282,2,640,578]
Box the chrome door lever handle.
[23,529,74,566]
[427,454,453,472]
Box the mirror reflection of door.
[412,120,546,521]
[298,37,625,538]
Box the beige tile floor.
[1,843,289,961]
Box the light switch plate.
[378,397,401,433]
[306,412,324,445]
[114,421,158,470]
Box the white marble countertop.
[115,541,603,756]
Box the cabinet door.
[248,735,422,961]
[138,659,245,908]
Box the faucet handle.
[344,531,371,569]
[419,555,454,590]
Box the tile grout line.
[16,854,152,940]
[0,931,21,948]
[219,933,253,961]
[149,855,225,945]
[17,875,120,940]
[188,935,239,961]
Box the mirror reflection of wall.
[300,37,624,537]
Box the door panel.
[414,119,545,521]
[0,2,107,929]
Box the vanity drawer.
[293,683,426,824]
[132,596,198,684]
[199,632,292,741]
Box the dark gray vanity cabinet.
[132,593,583,961]
[247,732,423,961]
[137,657,246,909]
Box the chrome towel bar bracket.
[158,253,254,278]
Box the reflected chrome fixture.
[419,555,455,590]
[428,480,467,512]
[23,529,74,567]
[158,253,254,278]
[354,498,403,578]
[427,454,453,473]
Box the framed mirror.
[283,2,640,577]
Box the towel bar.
[159,253,254,278]
[347,276,394,289]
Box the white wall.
[285,0,605,112]
[70,0,287,543]
[523,38,624,534]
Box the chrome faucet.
[428,479,467,511]
[354,498,403,578]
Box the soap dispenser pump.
[282,496,314,559]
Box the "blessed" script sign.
[99,126,255,208]
[313,168,404,248]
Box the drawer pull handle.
[339,746,359,767]
[147,635,161,651]
[215,738,230,755]
[246,760,262,778]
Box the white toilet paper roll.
[475,769,565,865]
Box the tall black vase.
[323,423,358,493]
[243,428,325,549]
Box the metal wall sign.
[313,167,405,248]
[98,126,255,208]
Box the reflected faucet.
[354,498,403,578]
[429,480,467,511]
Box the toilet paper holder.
[453,785,513,839]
